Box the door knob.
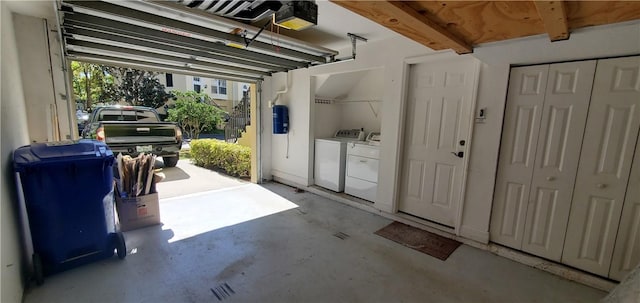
[546,176,555,181]
[451,151,464,158]
[597,183,607,189]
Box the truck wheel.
[163,155,179,167]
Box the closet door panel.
[491,65,548,248]
[609,130,640,281]
[562,56,640,276]
[522,61,596,260]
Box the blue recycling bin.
[13,139,126,284]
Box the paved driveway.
[155,159,248,199]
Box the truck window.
[98,109,158,122]
[135,110,158,122]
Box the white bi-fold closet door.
[609,132,640,281]
[491,56,640,280]
[490,60,596,261]
[561,56,640,278]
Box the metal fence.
[224,89,251,143]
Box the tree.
[71,64,171,110]
[166,91,224,139]
[71,62,117,109]
[97,70,119,104]
[105,67,172,108]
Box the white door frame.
[256,80,263,183]
[394,52,481,234]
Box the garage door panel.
[59,0,338,82]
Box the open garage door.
[57,0,338,83]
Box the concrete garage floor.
[154,158,249,199]
[23,163,606,303]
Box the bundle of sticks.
[115,153,156,198]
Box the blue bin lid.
[14,139,113,171]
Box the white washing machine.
[345,132,381,202]
[314,129,365,192]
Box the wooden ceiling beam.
[533,1,569,41]
[331,1,472,54]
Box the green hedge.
[189,139,251,178]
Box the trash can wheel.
[33,253,44,285]
[115,232,126,260]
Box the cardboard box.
[115,193,161,232]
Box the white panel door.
[490,65,548,249]
[609,137,640,281]
[562,56,640,276]
[521,61,596,260]
[399,58,478,227]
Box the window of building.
[193,76,200,82]
[212,79,227,95]
[165,73,173,87]
[194,84,201,93]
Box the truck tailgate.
[102,122,178,144]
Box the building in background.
[158,73,250,114]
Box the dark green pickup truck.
[81,106,183,167]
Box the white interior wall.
[269,69,314,185]
[46,18,73,141]
[259,78,273,181]
[14,14,56,143]
[336,102,381,134]
[460,20,640,243]
[266,35,429,211]
[311,68,383,135]
[310,37,430,213]
[339,69,383,133]
[1,7,32,303]
[12,13,72,142]
[264,20,640,244]
[313,102,342,139]
[11,13,72,142]
[312,75,341,139]
[345,69,384,101]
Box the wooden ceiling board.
[331,1,471,52]
[332,1,640,53]
[386,1,473,53]
[565,1,640,29]
[405,1,545,44]
[533,1,570,41]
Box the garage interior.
[22,182,605,302]
[2,1,640,302]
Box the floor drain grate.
[334,232,350,240]
[211,282,235,301]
